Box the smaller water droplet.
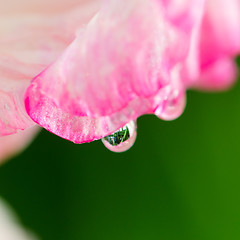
[102,121,137,152]
[155,90,185,121]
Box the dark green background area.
[0,61,240,240]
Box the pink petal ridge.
[25,0,205,143]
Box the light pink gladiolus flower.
[1,0,240,154]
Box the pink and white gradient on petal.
[0,0,99,136]
[0,0,99,159]
[0,0,239,154]
[198,0,240,90]
[183,0,240,90]
[0,126,39,164]
[25,0,206,144]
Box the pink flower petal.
[201,0,240,64]
[0,126,39,164]
[25,0,205,143]
[197,0,240,89]
[0,0,99,136]
[195,58,238,91]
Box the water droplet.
[155,90,186,121]
[102,121,137,152]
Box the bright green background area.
[0,60,240,240]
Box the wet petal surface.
[0,0,99,135]
[25,0,204,143]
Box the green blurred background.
[0,60,240,240]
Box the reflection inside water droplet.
[102,121,137,152]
